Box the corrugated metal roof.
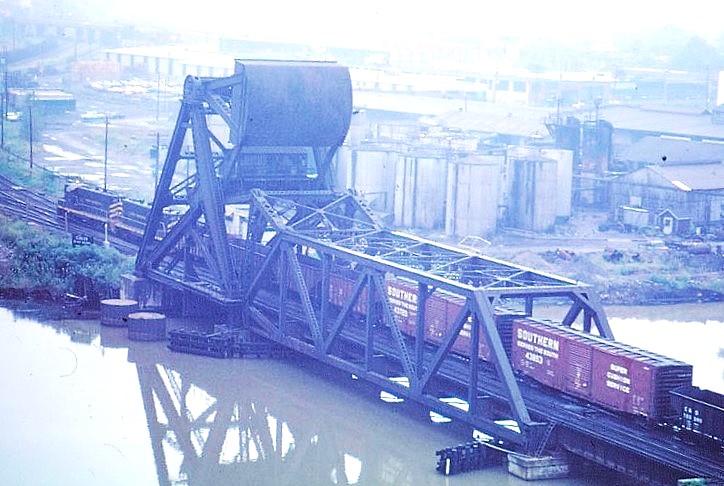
[596,105,724,140]
[353,91,552,137]
[618,136,724,165]
[649,163,724,191]
[104,46,235,69]
[436,109,550,139]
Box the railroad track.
[0,175,64,231]
[0,175,138,254]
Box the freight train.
[56,186,723,450]
[257,249,724,450]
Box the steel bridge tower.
[132,60,615,455]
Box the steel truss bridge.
[131,60,723,485]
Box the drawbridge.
[130,60,722,484]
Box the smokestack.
[718,71,724,107]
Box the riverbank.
[0,216,133,304]
[426,212,724,306]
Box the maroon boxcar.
[328,272,369,315]
[295,259,516,363]
[323,271,515,361]
[511,318,693,421]
[385,279,496,360]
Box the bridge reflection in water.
[0,306,626,486]
[118,326,486,486]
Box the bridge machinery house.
[609,161,724,235]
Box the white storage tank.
[445,154,502,238]
[540,148,573,221]
[341,147,399,215]
[507,154,558,232]
[333,144,353,190]
[394,153,447,230]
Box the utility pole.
[155,72,160,188]
[103,114,108,192]
[1,53,5,148]
[28,94,33,171]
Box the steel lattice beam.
[247,189,610,332]
[240,189,615,451]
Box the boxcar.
[511,318,693,421]
[324,271,521,361]
[670,385,724,448]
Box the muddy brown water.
[0,302,721,485]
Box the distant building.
[614,136,724,172]
[596,105,724,146]
[8,88,76,115]
[609,162,724,234]
[102,46,235,79]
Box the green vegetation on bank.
[0,119,132,302]
[0,215,133,301]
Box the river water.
[0,302,722,486]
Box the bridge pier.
[507,453,570,481]
[121,274,245,327]
[121,274,162,309]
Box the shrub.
[0,215,133,300]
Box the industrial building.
[102,45,236,79]
[614,136,724,172]
[7,88,76,115]
[609,162,724,233]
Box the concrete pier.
[507,453,570,480]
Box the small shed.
[618,205,649,229]
[657,209,692,236]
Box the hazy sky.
[99,0,722,46]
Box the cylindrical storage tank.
[540,148,573,221]
[333,145,353,191]
[348,148,398,214]
[394,153,447,230]
[508,155,558,232]
[127,312,167,341]
[346,109,369,146]
[445,155,502,238]
[100,299,138,327]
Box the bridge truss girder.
[242,189,611,453]
[133,61,612,455]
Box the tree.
[670,36,723,71]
